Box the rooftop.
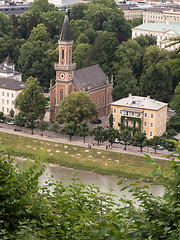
[0,77,25,91]
[111,95,168,111]
[134,22,180,35]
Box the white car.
[6,121,15,125]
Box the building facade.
[0,56,25,115]
[50,13,113,121]
[118,4,143,20]
[111,94,168,139]
[132,22,180,50]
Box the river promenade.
[0,124,172,161]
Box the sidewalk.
[0,126,171,160]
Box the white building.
[132,22,180,50]
[0,56,25,115]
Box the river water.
[39,163,164,205]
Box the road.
[0,122,173,160]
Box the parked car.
[120,140,130,145]
[103,126,108,130]
[114,138,120,144]
[6,121,14,125]
[90,118,102,124]
[157,145,164,150]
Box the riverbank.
[0,131,171,181]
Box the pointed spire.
[60,10,72,41]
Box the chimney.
[82,83,85,91]
[129,93,132,97]
[147,95,150,99]
[87,82,90,91]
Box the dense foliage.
[0,0,179,103]
[0,140,180,239]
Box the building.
[118,4,143,20]
[50,12,113,121]
[0,56,25,115]
[0,4,29,15]
[132,22,180,50]
[111,94,168,139]
[143,7,180,23]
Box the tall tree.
[90,126,104,145]
[120,129,131,150]
[170,82,180,115]
[56,92,97,124]
[140,46,172,102]
[131,131,147,153]
[77,122,89,143]
[61,121,77,141]
[14,76,46,122]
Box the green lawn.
[0,132,170,181]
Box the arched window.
[60,89,63,101]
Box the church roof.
[60,12,72,41]
[0,77,26,91]
[74,64,108,91]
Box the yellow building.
[111,94,168,139]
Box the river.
[38,163,164,205]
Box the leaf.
[152,169,162,177]
[144,154,156,165]
[96,226,110,239]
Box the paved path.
[0,125,172,160]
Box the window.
[2,92,4,96]
[68,89,71,94]
[120,110,122,114]
[144,121,147,127]
[150,131,153,137]
[144,112,147,118]
[12,93,14,98]
[93,98,95,103]
[99,95,101,107]
[96,96,98,105]
[2,107,4,112]
[2,99,4,104]
[54,98,56,106]
[103,94,105,106]
[144,130,147,134]
[7,100,9,104]
[113,108,116,114]
[113,117,116,123]
[7,93,9,97]
[7,108,9,113]
[151,113,154,118]
[62,49,64,60]
[60,89,63,101]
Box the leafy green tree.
[0,111,6,122]
[56,92,97,124]
[29,0,58,14]
[14,77,47,128]
[127,17,143,28]
[0,12,13,37]
[61,121,77,141]
[73,43,90,69]
[170,82,180,115]
[90,126,104,145]
[0,37,12,63]
[131,131,147,153]
[9,109,15,118]
[112,67,139,101]
[14,112,25,131]
[109,113,113,128]
[49,122,60,136]
[167,114,180,132]
[135,34,157,49]
[140,46,172,102]
[29,23,51,42]
[26,112,36,134]
[37,120,48,136]
[104,127,120,146]
[77,122,89,143]
[150,135,161,154]
[70,3,88,20]
[120,129,131,150]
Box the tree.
[70,3,88,20]
[104,127,120,146]
[14,112,25,131]
[140,46,172,102]
[170,82,180,115]
[26,112,36,135]
[150,135,161,154]
[120,129,131,150]
[167,114,180,132]
[77,122,89,143]
[0,111,6,122]
[55,92,97,124]
[29,0,58,14]
[0,12,13,37]
[49,122,60,136]
[90,126,104,145]
[109,113,113,128]
[37,120,48,136]
[9,109,15,118]
[61,121,77,141]
[131,131,147,153]
[127,17,143,28]
[14,77,47,132]
[73,43,90,69]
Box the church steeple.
[60,12,72,41]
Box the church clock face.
[59,73,65,79]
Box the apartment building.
[118,4,143,20]
[111,94,168,139]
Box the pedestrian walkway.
[0,126,172,160]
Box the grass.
[0,132,170,181]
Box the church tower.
[50,11,76,120]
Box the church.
[50,12,113,121]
